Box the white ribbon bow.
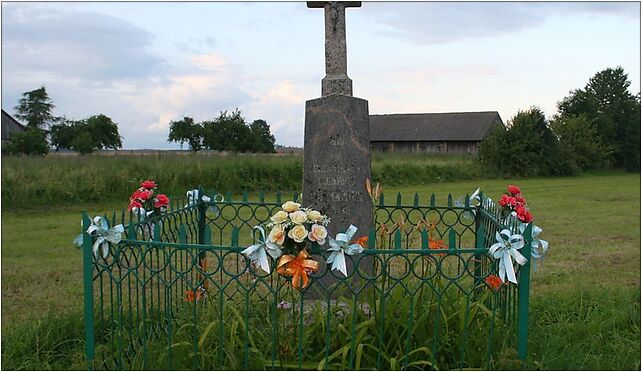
[241,226,283,273]
[520,224,548,271]
[455,187,481,220]
[185,189,225,218]
[73,216,124,259]
[185,189,212,207]
[327,225,364,277]
[489,229,527,284]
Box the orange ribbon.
[276,249,319,289]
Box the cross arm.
[307,1,362,8]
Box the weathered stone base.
[303,94,373,292]
[321,75,353,96]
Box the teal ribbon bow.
[73,216,124,259]
[488,229,527,284]
[327,225,364,277]
[520,224,548,271]
[241,226,283,273]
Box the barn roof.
[1,109,26,141]
[369,111,503,142]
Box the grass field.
[1,168,639,369]
[1,152,483,209]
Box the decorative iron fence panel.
[82,191,532,370]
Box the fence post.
[197,186,207,245]
[473,195,484,280]
[82,212,95,369]
[517,223,533,361]
[197,187,207,253]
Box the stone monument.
[304,1,373,280]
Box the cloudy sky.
[2,1,640,149]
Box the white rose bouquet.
[242,201,330,289]
[266,201,330,253]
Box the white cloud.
[119,54,251,138]
[362,2,639,45]
[243,80,313,147]
[1,3,165,81]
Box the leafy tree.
[70,131,96,155]
[47,115,122,154]
[550,114,611,171]
[14,86,56,129]
[168,117,203,152]
[49,118,82,151]
[86,114,122,150]
[4,128,49,155]
[203,109,252,152]
[557,67,641,170]
[478,107,574,176]
[249,119,276,153]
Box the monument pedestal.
[304,94,373,290]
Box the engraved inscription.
[329,134,345,146]
[318,176,355,186]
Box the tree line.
[167,109,276,153]
[478,67,640,175]
[3,86,123,155]
[3,87,277,155]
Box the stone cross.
[307,1,361,96]
[304,1,372,291]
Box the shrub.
[3,128,49,156]
[550,114,612,171]
[478,107,574,177]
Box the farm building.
[1,109,26,144]
[369,111,504,154]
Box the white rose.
[271,210,289,223]
[289,210,308,224]
[306,210,322,222]
[287,225,308,243]
[281,201,301,213]
[308,224,328,245]
[268,225,286,245]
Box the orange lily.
[276,249,319,290]
[185,287,205,302]
[350,236,369,248]
[429,238,447,257]
[484,275,503,292]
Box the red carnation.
[499,194,516,208]
[154,194,170,208]
[140,180,157,189]
[129,200,143,211]
[515,196,526,206]
[507,184,521,196]
[137,189,154,201]
[515,205,533,223]
[520,210,533,223]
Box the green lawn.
[1,173,639,369]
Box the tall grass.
[2,287,637,370]
[1,311,87,370]
[1,153,483,209]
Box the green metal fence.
[82,190,532,370]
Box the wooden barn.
[369,111,504,155]
[1,109,26,144]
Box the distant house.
[369,111,504,155]
[1,109,26,144]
